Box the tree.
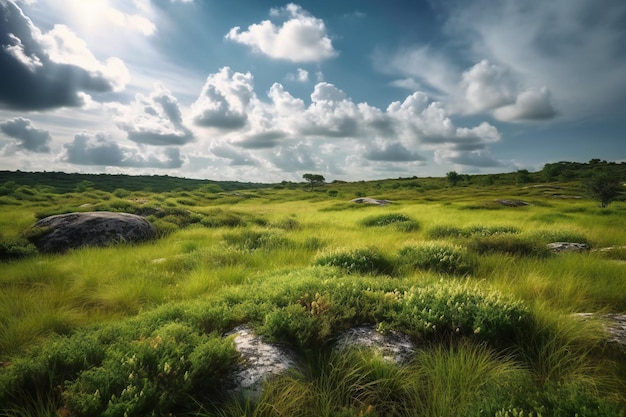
[586,173,623,208]
[446,171,461,187]
[302,173,325,191]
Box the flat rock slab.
[495,199,530,207]
[350,197,393,205]
[226,325,298,397]
[335,325,416,364]
[547,242,590,253]
[33,211,157,253]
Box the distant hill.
[0,171,273,194]
[0,160,624,195]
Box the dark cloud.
[0,1,127,111]
[364,142,424,162]
[0,116,51,152]
[64,132,183,168]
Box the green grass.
[0,174,624,416]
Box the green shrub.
[314,247,393,275]
[112,188,131,198]
[526,229,590,245]
[62,323,237,417]
[360,213,419,232]
[469,235,550,257]
[0,239,37,261]
[223,230,291,251]
[200,209,245,228]
[397,242,474,275]
[428,224,519,239]
[272,217,302,230]
[491,382,625,417]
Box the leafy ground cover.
[0,169,625,416]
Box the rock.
[350,197,393,205]
[494,199,530,207]
[32,211,157,253]
[335,325,415,364]
[603,314,626,351]
[575,313,626,352]
[224,324,416,397]
[226,325,298,398]
[547,242,590,253]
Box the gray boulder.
[32,211,157,253]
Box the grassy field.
[0,171,625,416]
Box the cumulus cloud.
[186,66,503,173]
[114,83,194,146]
[0,116,51,152]
[300,83,360,137]
[492,87,556,122]
[0,1,130,110]
[225,3,337,63]
[63,132,183,168]
[190,67,254,129]
[455,60,556,121]
[442,0,626,120]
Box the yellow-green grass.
[0,179,624,415]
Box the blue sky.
[0,0,625,182]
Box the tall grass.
[0,179,624,415]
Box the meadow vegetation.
[0,163,625,416]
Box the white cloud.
[0,117,52,152]
[37,24,130,91]
[286,68,309,82]
[457,60,516,114]
[225,3,338,63]
[63,132,183,168]
[493,87,556,122]
[190,67,254,129]
[454,60,555,121]
[443,0,626,120]
[3,33,42,71]
[114,83,194,146]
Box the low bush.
[62,323,237,417]
[428,224,520,239]
[200,210,245,228]
[360,213,419,232]
[469,235,551,257]
[223,230,292,251]
[397,242,474,275]
[0,239,37,261]
[314,247,393,275]
[272,217,302,230]
[526,229,590,245]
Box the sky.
[0,0,625,183]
